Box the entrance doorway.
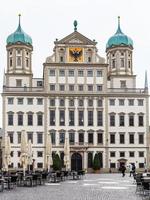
[71,153,82,171]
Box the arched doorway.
[71,152,82,171]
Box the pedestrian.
[121,164,126,177]
[132,163,136,176]
[128,163,132,177]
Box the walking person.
[121,164,126,177]
[129,163,132,177]
[132,163,136,176]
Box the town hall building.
[2,16,149,172]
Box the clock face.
[68,47,83,62]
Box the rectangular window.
[18,98,23,105]
[97,99,103,107]
[37,81,43,87]
[69,99,74,107]
[119,99,125,106]
[59,70,65,77]
[8,114,13,126]
[69,132,75,145]
[50,99,55,106]
[37,163,43,168]
[129,151,135,157]
[119,133,125,144]
[8,98,14,105]
[69,110,74,126]
[59,132,65,144]
[128,99,134,106]
[28,114,33,126]
[69,85,74,91]
[139,134,144,144]
[59,84,65,91]
[79,133,84,144]
[138,115,144,126]
[110,133,115,144]
[37,114,43,126]
[49,69,55,76]
[18,114,23,126]
[139,151,144,157]
[79,110,84,126]
[16,79,22,87]
[88,111,93,126]
[50,84,55,91]
[97,111,103,126]
[109,99,115,106]
[78,70,84,77]
[17,132,21,144]
[97,70,102,77]
[129,115,134,126]
[88,85,93,91]
[87,70,93,77]
[139,163,144,168]
[119,115,125,126]
[110,115,115,126]
[110,152,115,157]
[88,133,93,144]
[37,98,43,105]
[60,110,65,126]
[129,133,134,144]
[68,70,74,77]
[50,132,56,144]
[97,85,103,91]
[27,132,33,143]
[88,99,93,107]
[8,132,14,143]
[138,99,144,106]
[97,133,103,144]
[120,80,126,88]
[120,152,125,157]
[78,99,84,107]
[37,132,43,144]
[60,99,65,106]
[37,151,43,157]
[27,98,33,105]
[50,110,55,126]
[78,85,84,91]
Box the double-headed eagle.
[69,48,82,62]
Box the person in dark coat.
[121,164,126,177]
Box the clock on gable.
[68,47,83,62]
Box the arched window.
[60,152,64,167]
[112,60,115,68]
[88,152,93,168]
[98,152,103,168]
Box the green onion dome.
[6,15,32,46]
[106,17,133,50]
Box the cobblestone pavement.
[0,173,142,200]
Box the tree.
[93,153,100,171]
[52,154,62,171]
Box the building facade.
[2,16,149,172]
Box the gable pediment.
[55,31,97,45]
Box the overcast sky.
[0,0,150,127]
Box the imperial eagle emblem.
[69,48,82,62]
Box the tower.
[106,16,133,76]
[5,15,33,88]
[106,17,135,89]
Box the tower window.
[10,58,12,67]
[121,59,124,68]
[112,60,115,68]
[88,57,91,62]
[17,57,21,66]
[128,60,131,68]
[16,79,22,87]
[120,81,126,88]
[26,58,29,67]
[60,56,63,62]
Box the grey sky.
[0,0,150,126]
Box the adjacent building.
[2,16,149,172]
